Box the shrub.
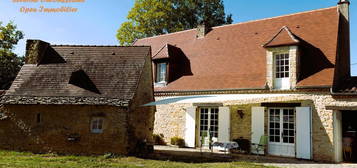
[170,136,185,148]
[153,134,166,145]
[103,153,122,159]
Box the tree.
[0,21,24,90]
[117,0,233,45]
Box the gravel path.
[264,163,357,168]
[154,145,357,168]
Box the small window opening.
[91,117,104,133]
[36,113,42,124]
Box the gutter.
[155,85,332,94]
[295,85,331,89]
[154,87,267,93]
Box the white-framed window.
[91,117,104,133]
[199,107,219,147]
[273,52,290,89]
[156,62,167,83]
[275,53,289,78]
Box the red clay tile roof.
[5,45,151,101]
[263,26,300,47]
[152,44,170,60]
[134,7,340,92]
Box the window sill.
[91,130,103,134]
[271,88,294,91]
[154,81,167,87]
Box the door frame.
[268,107,296,157]
[197,107,219,147]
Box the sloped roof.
[152,44,170,60]
[134,7,339,92]
[4,44,151,105]
[263,26,300,47]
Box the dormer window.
[152,43,190,87]
[264,26,300,90]
[156,62,167,83]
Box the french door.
[199,107,218,147]
[268,108,295,157]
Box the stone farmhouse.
[0,40,155,155]
[135,0,357,163]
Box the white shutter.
[251,107,265,154]
[218,107,230,142]
[296,107,312,159]
[185,106,196,147]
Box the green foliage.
[117,0,233,45]
[170,136,185,148]
[103,153,122,159]
[0,21,24,89]
[153,133,166,145]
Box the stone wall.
[128,53,156,153]
[153,99,191,142]
[0,104,128,155]
[153,93,357,162]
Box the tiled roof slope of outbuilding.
[134,7,339,92]
[5,45,151,103]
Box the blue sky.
[0,0,356,75]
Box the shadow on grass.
[141,150,235,163]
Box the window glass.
[156,62,167,82]
[91,118,104,133]
[275,53,289,78]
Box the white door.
[218,107,230,142]
[251,107,265,154]
[268,108,295,157]
[296,107,312,160]
[199,107,218,147]
[185,106,196,147]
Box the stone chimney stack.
[338,0,350,21]
[25,40,50,65]
[333,0,351,90]
[197,24,209,38]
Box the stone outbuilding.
[135,1,357,163]
[0,40,155,155]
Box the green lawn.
[0,150,276,168]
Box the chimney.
[197,24,209,38]
[333,0,351,91]
[338,0,350,21]
[25,40,50,65]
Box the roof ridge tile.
[136,6,337,41]
[51,44,150,47]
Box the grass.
[0,150,277,168]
